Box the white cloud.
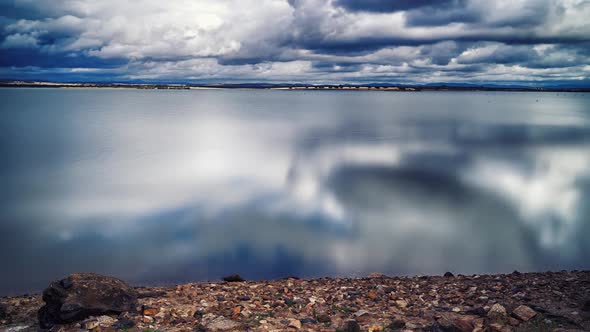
[0,0,589,83]
[0,33,38,48]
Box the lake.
[1,88,589,295]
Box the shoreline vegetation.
[1,270,589,331]
[1,81,590,93]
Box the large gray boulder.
[38,273,138,328]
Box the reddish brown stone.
[512,305,536,322]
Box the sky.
[0,0,589,85]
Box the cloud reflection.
[0,89,589,295]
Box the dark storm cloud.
[0,48,126,68]
[404,0,551,28]
[404,2,480,27]
[0,0,588,84]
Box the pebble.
[396,299,408,308]
[512,305,536,321]
[82,319,99,330]
[205,316,240,331]
[288,318,301,329]
[487,303,507,319]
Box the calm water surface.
[1,88,589,295]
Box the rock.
[316,313,331,323]
[205,316,240,331]
[436,313,475,332]
[38,273,138,328]
[222,275,245,282]
[239,308,251,318]
[354,309,370,317]
[82,318,99,330]
[512,305,536,321]
[465,306,486,316]
[341,319,361,332]
[96,315,117,326]
[396,299,408,308]
[487,303,507,320]
[113,317,135,329]
[583,300,590,311]
[142,306,160,316]
[444,272,454,277]
[288,318,302,329]
[299,318,317,324]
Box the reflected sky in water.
[1,88,589,295]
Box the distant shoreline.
[1,81,589,93]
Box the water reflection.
[0,88,589,295]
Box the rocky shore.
[1,270,589,331]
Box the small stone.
[206,316,240,331]
[113,318,135,329]
[396,300,408,308]
[222,274,245,282]
[142,307,160,316]
[240,309,251,318]
[487,303,507,320]
[444,272,454,277]
[288,318,302,329]
[341,319,361,332]
[354,309,370,317]
[452,307,461,312]
[96,315,116,326]
[83,319,99,330]
[405,321,423,329]
[368,291,377,300]
[316,313,331,323]
[465,306,486,316]
[142,315,154,323]
[512,305,536,321]
[436,313,475,332]
[300,318,317,324]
